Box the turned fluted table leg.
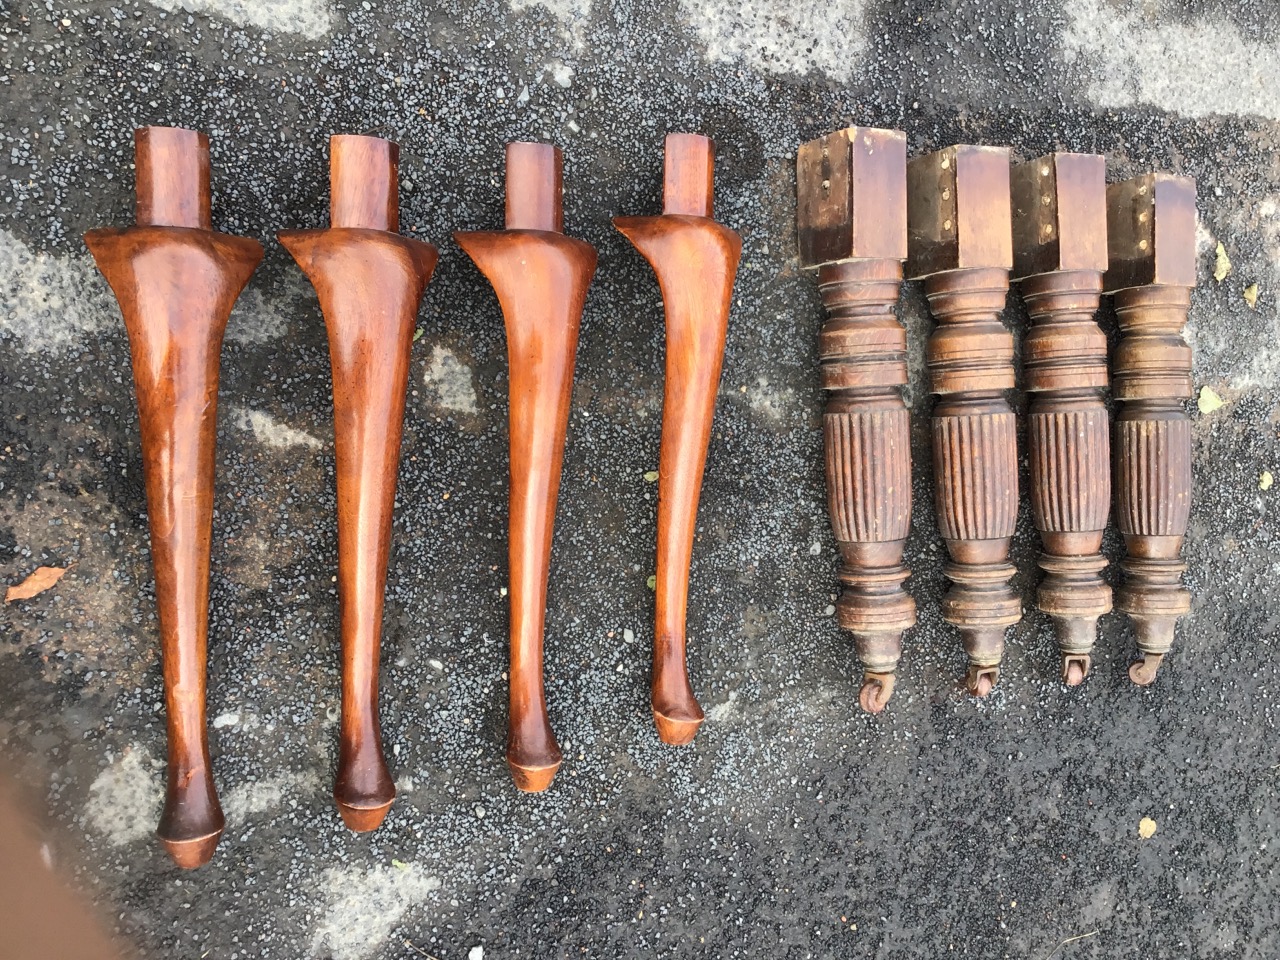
[1011,153,1113,685]
[906,144,1020,697]
[1103,173,1197,685]
[85,126,263,868]
[795,126,915,713]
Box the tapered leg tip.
[509,761,561,792]
[161,830,222,870]
[337,799,393,832]
[653,708,704,745]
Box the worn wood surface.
[84,126,263,868]
[1011,152,1112,686]
[1103,173,1196,685]
[795,126,915,713]
[907,144,1019,697]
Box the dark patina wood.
[614,133,742,744]
[85,126,263,868]
[795,126,915,713]
[906,144,1020,697]
[1103,173,1196,685]
[279,135,438,830]
[1011,152,1113,686]
[456,143,597,790]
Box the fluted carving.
[908,144,1020,697]
[1011,152,1114,684]
[1104,174,1196,685]
[798,127,916,713]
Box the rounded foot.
[653,709,703,745]
[1128,654,1165,687]
[966,665,1000,698]
[336,798,393,832]
[160,829,222,870]
[508,760,561,792]
[858,672,896,714]
[1063,655,1091,687]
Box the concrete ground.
[3,0,1280,957]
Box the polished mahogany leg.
[456,143,597,790]
[280,135,438,829]
[614,133,742,743]
[85,127,263,868]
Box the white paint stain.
[147,0,337,40]
[511,0,591,47]
[677,0,868,80]
[225,286,289,345]
[84,746,163,846]
[1218,196,1280,390]
[423,344,479,415]
[230,405,324,450]
[212,711,240,729]
[745,375,794,422]
[705,691,739,723]
[1062,0,1280,119]
[311,864,443,960]
[222,770,320,822]
[0,229,115,353]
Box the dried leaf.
[1197,386,1224,415]
[1244,283,1259,309]
[412,328,424,342]
[1214,242,1231,283]
[643,470,659,483]
[646,574,656,590]
[392,859,409,870]
[1261,471,1274,491]
[1138,817,1158,839]
[6,566,67,603]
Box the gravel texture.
[2,0,1279,957]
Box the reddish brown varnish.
[1103,173,1197,686]
[1011,153,1113,686]
[795,126,915,714]
[85,126,263,868]
[906,145,1020,697]
[279,135,438,830]
[614,134,741,744]
[456,143,597,790]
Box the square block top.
[906,144,1013,278]
[796,126,907,268]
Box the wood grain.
[456,142,597,790]
[1104,174,1196,685]
[614,133,741,743]
[1011,153,1112,685]
[796,126,915,713]
[84,126,263,868]
[907,145,1020,697]
[279,134,438,829]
